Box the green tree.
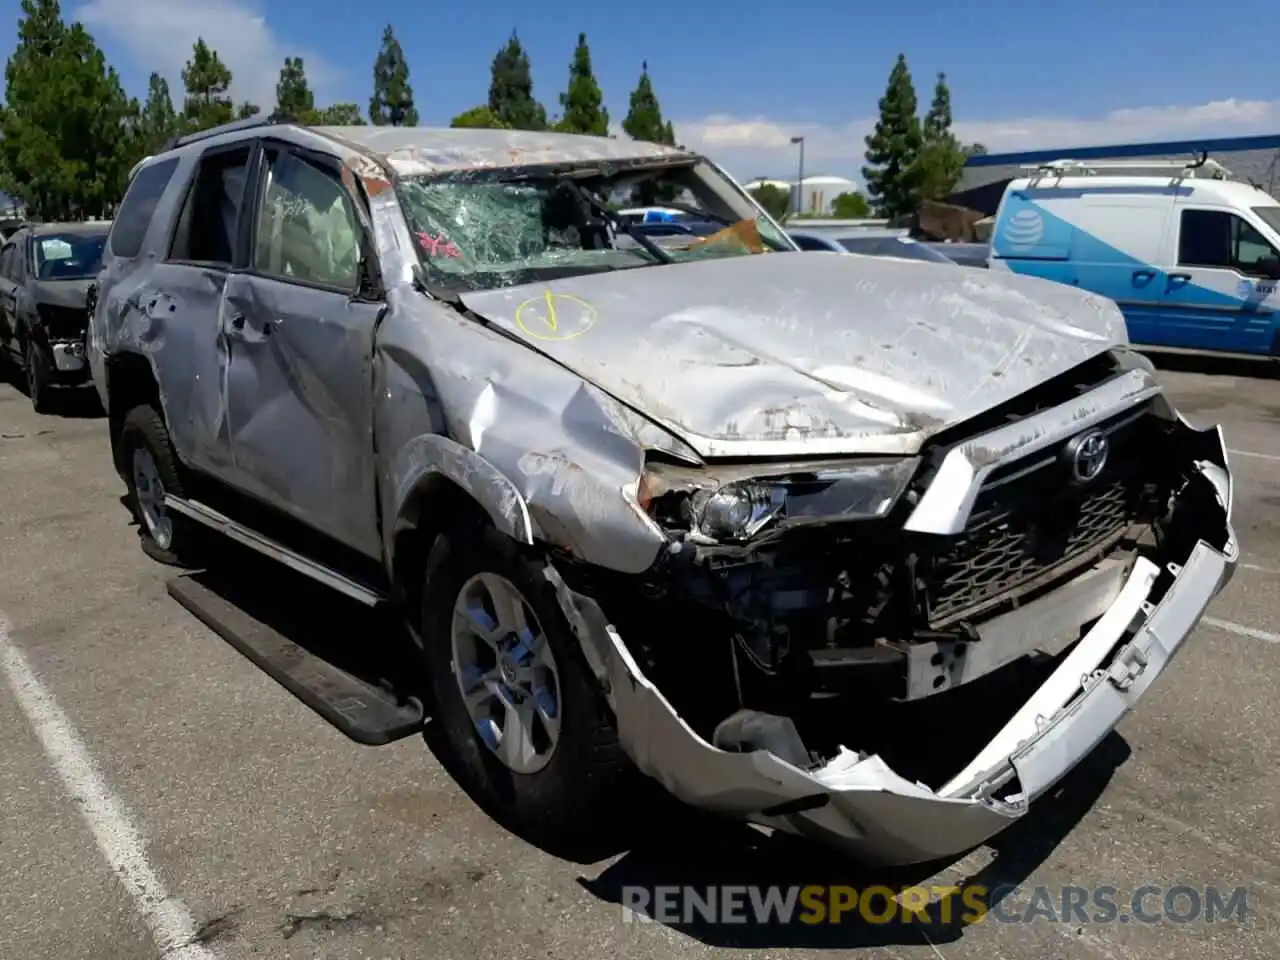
[915,71,966,200]
[274,56,313,119]
[861,53,923,219]
[369,25,417,126]
[137,72,179,154]
[621,62,678,203]
[555,33,608,136]
[181,37,234,131]
[450,105,509,129]
[0,0,137,219]
[236,101,260,120]
[832,191,872,218]
[301,103,365,125]
[488,31,546,130]
[749,184,791,221]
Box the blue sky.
[5,0,1280,185]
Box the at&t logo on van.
[1001,208,1046,251]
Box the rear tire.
[419,522,631,841]
[119,404,198,568]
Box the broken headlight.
[643,458,920,543]
[690,483,787,540]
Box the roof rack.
[161,113,296,152]
[1023,154,1235,180]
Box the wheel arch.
[387,434,539,618]
[104,350,164,477]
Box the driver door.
[220,140,386,559]
[1159,205,1280,355]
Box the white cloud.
[677,97,1280,185]
[76,0,341,111]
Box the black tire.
[25,337,51,414]
[118,404,198,568]
[420,522,631,841]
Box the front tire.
[420,523,630,840]
[119,405,198,567]
[25,338,51,414]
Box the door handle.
[1168,273,1192,282]
[229,312,245,331]
[1131,269,1155,282]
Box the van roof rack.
[161,113,297,152]
[1023,154,1234,180]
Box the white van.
[988,157,1280,357]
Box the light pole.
[790,136,805,216]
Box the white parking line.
[1203,616,1280,645]
[0,614,219,960]
[1228,447,1280,463]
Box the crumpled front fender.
[549,418,1238,866]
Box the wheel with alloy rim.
[118,404,196,567]
[451,571,562,774]
[131,445,174,551]
[421,522,630,839]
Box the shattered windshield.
[397,159,793,292]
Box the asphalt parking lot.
[1,356,1278,960]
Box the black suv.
[0,221,110,411]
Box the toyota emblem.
[1063,429,1109,483]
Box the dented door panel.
[221,273,384,558]
[116,261,236,478]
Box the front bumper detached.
[553,419,1238,866]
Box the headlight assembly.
[641,457,919,544]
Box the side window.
[1234,218,1279,273]
[109,157,180,259]
[1178,209,1280,275]
[168,145,254,267]
[252,148,361,291]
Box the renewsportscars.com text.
[621,884,1249,926]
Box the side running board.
[162,495,385,607]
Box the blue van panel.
[993,194,1275,356]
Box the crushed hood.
[33,278,93,310]
[458,252,1128,458]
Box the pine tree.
[861,53,923,219]
[368,25,418,126]
[555,33,608,136]
[138,72,178,153]
[274,56,314,120]
[915,71,966,201]
[621,61,674,144]
[1,0,137,218]
[488,31,546,130]
[181,38,234,132]
[622,61,678,203]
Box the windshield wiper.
[555,177,674,265]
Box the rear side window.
[109,157,180,259]
[169,145,254,268]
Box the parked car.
[0,220,109,411]
[90,119,1237,865]
[789,227,960,264]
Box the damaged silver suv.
[89,118,1238,865]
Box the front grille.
[919,404,1161,629]
[37,303,88,341]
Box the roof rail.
[161,113,296,152]
[1024,155,1234,180]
